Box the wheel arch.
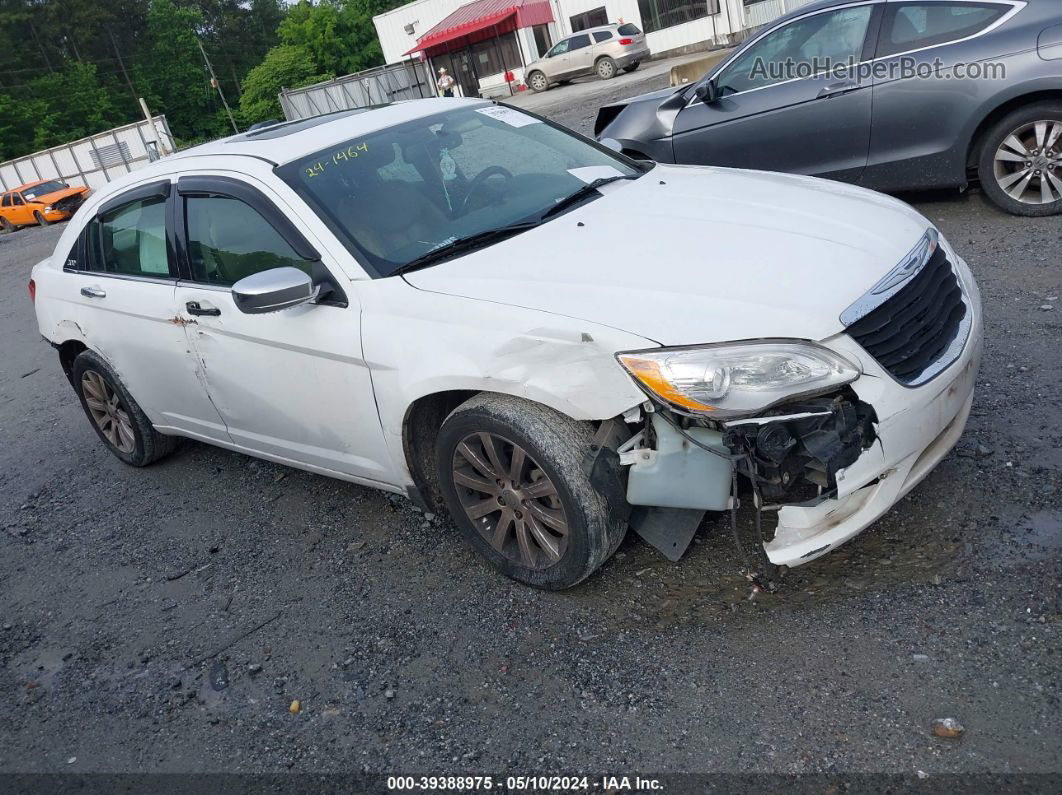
[57,339,89,385]
[965,89,1062,172]
[399,384,631,514]
[401,389,479,513]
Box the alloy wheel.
[451,432,569,570]
[993,120,1062,205]
[82,370,136,454]
[530,73,546,91]
[597,60,615,79]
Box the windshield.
[277,104,642,277]
[22,180,68,200]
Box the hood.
[31,186,87,204]
[404,164,931,347]
[594,85,682,140]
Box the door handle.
[186,301,220,317]
[817,82,861,99]
[80,286,106,298]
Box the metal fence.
[0,116,175,193]
[742,0,819,29]
[279,61,434,121]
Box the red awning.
[405,0,554,56]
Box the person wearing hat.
[436,67,456,97]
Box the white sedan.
[30,99,982,589]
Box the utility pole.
[139,97,169,157]
[108,27,141,113]
[196,38,239,133]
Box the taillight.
[28,279,36,304]
[619,38,633,45]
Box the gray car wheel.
[596,56,617,80]
[71,350,178,467]
[978,102,1062,216]
[33,211,49,226]
[435,394,626,589]
[527,71,548,92]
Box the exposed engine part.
[625,413,732,511]
[722,390,877,503]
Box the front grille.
[53,194,85,213]
[846,247,967,385]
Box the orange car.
[0,179,91,231]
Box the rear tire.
[435,394,626,590]
[527,71,548,92]
[33,211,49,226]
[71,350,178,467]
[596,56,617,80]
[0,217,12,233]
[623,62,641,73]
[977,101,1062,216]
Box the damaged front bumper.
[598,251,983,568]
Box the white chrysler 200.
[30,99,982,589]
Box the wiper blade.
[392,221,540,276]
[539,175,632,221]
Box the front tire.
[977,102,1062,216]
[527,71,548,93]
[72,350,178,467]
[33,211,49,226]
[596,56,617,80]
[435,394,626,589]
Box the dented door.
[172,181,392,483]
[65,180,229,440]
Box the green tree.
[278,0,398,78]
[28,61,122,149]
[239,45,330,124]
[134,0,223,143]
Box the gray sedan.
[595,0,1062,216]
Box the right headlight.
[617,340,861,419]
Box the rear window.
[617,23,641,36]
[879,2,1006,57]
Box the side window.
[593,31,613,43]
[12,193,24,206]
[1,194,10,207]
[879,2,1006,57]
[86,196,172,277]
[719,6,874,94]
[617,23,641,36]
[547,39,570,57]
[569,34,592,51]
[184,195,313,286]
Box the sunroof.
[227,106,390,142]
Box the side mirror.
[695,79,720,104]
[232,266,318,315]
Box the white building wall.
[374,0,789,71]
[374,0,472,66]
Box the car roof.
[163,97,490,170]
[10,179,60,192]
[572,24,625,35]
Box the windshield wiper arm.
[392,221,540,276]
[539,175,633,221]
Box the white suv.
[30,99,982,589]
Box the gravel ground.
[1,77,1060,782]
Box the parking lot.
[1,74,1060,780]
